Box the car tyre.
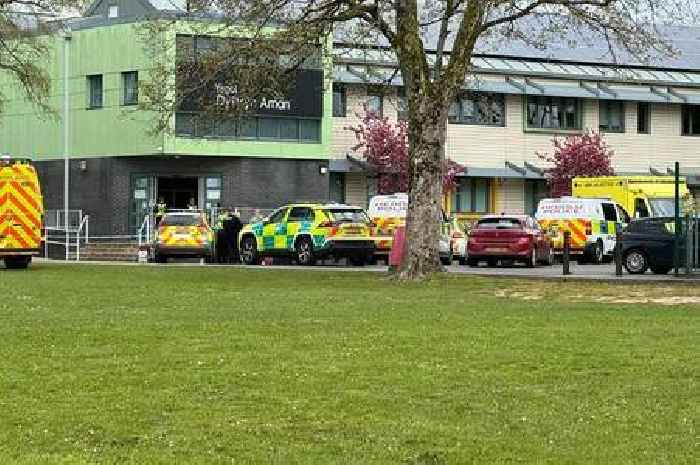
[487,258,498,267]
[650,266,671,275]
[624,249,649,274]
[590,241,604,265]
[540,247,554,266]
[296,237,316,266]
[4,257,31,269]
[240,236,259,265]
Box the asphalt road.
[28,258,699,282]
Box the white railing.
[138,214,154,248]
[44,213,89,260]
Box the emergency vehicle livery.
[535,197,629,264]
[238,203,376,266]
[368,193,456,265]
[0,157,43,269]
[153,211,214,262]
[572,176,691,218]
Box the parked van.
[0,156,44,269]
[367,193,455,265]
[572,176,691,218]
[535,197,629,263]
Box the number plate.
[488,247,509,253]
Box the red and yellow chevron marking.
[0,163,43,252]
[369,217,404,252]
[158,226,207,247]
[538,218,589,250]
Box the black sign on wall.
[178,68,324,118]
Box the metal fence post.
[674,161,680,276]
[563,231,571,275]
[615,230,623,276]
[686,215,692,276]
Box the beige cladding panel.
[333,85,700,173]
[494,179,526,215]
[344,172,368,208]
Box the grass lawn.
[0,263,697,465]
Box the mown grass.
[0,264,697,465]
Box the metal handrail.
[75,215,89,261]
[137,214,153,248]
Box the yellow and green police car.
[239,203,376,266]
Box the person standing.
[154,197,167,225]
[187,197,197,210]
[215,208,230,263]
[224,208,243,263]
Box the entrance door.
[130,175,156,233]
[157,177,198,210]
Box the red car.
[466,215,553,267]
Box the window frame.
[365,87,384,118]
[681,105,700,136]
[449,92,506,127]
[174,113,322,143]
[107,4,118,18]
[87,74,103,109]
[451,178,491,214]
[397,87,409,121]
[121,71,138,106]
[599,100,625,133]
[525,96,582,132]
[601,203,618,222]
[288,207,314,222]
[636,102,650,134]
[332,84,347,117]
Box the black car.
[620,217,695,274]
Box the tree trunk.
[398,101,446,280]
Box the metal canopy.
[334,65,700,104]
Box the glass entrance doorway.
[157,177,198,210]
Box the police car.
[238,203,376,266]
[153,211,215,263]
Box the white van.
[535,197,630,263]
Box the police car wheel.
[4,257,30,269]
[296,237,316,266]
[624,249,648,274]
[240,237,258,265]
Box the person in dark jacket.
[223,209,243,264]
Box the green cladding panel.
[0,20,332,161]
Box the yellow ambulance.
[572,176,692,218]
[0,156,44,269]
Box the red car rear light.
[584,220,592,235]
[318,221,335,228]
[452,231,465,239]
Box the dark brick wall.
[36,156,330,236]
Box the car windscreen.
[161,215,203,227]
[476,218,523,229]
[648,198,677,217]
[325,209,369,223]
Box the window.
[601,203,618,222]
[87,75,103,109]
[333,84,346,117]
[397,87,408,120]
[682,105,700,136]
[524,180,548,215]
[366,88,383,117]
[122,71,138,106]
[108,5,118,18]
[268,208,287,224]
[617,205,630,224]
[451,178,490,213]
[637,102,650,134]
[634,198,649,218]
[527,96,580,130]
[288,207,313,222]
[599,101,625,133]
[449,92,505,126]
[174,113,322,143]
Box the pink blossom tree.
[350,110,463,195]
[538,132,615,197]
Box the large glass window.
[366,88,383,117]
[449,92,505,126]
[122,71,138,106]
[524,180,548,215]
[599,101,625,133]
[526,96,580,130]
[637,102,650,134]
[175,113,321,143]
[87,75,103,109]
[682,105,700,136]
[451,178,490,213]
[333,84,346,117]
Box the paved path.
[26,258,700,282]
